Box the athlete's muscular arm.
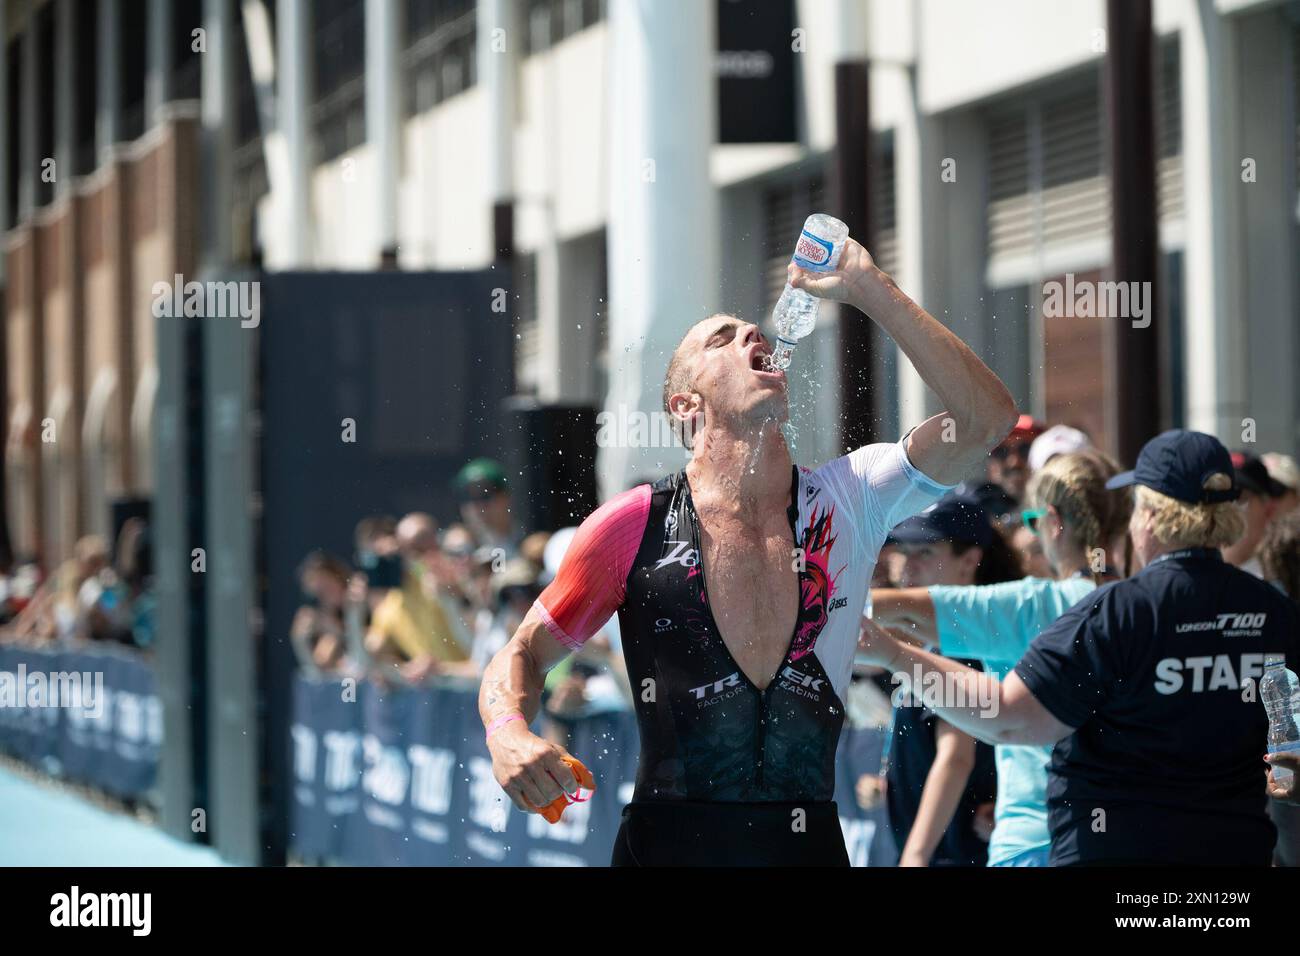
[859,618,1074,746]
[480,611,581,811]
[790,239,1017,485]
[481,484,650,813]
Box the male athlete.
[479,237,1017,865]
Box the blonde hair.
[1133,472,1246,549]
[1026,451,1131,565]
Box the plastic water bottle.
[768,214,850,370]
[1262,656,1300,783]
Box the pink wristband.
[486,713,525,739]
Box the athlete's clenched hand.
[487,721,581,813]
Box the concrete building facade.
[4,0,1299,564]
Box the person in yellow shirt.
[364,513,476,682]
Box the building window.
[403,0,477,115]
[523,0,605,56]
[172,0,204,102]
[312,0,367,164]
[35,2,55,208]
[119,0,148,142]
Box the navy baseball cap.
[888,494,993,548]
[1105,429,1240,504]
[1231,452,1287,498]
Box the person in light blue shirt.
[868,450,1131,865]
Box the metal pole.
[1105,0,1161,462]
[834,60,875,452]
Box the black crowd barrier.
[291,676,898,866]
[0,643,162,800]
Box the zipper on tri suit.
[755,690,768,789]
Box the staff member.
[857,430,1300,866]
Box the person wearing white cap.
[1027,424,1090,474]
[1262,453,1299,517]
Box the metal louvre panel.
[987,107,1032,261]
[1039,83,1110,246]
[1157,38,1184,223]
[870,143,898,277]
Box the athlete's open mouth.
[748,344,773,372]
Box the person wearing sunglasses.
[860,430,1300,866]
[865,450,1130,865]
[985,414,1045,505]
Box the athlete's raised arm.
[790,239,1017,485]
[480,484,650,813]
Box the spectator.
[291,551,352,675]
[354,515,398,559]
[858,430,1300,866]
[879,495,1007,867]
[869,450,1131,866]
[1224,451,1290,577]
[1263,452,1300,517]
[455,458,521,559]
[364,513,473,683]
[1009,523,1053,579]
[1258,510,1300,864]
[1027,424,1090,474]
[985,414,1045,505]
[85,518,156,649]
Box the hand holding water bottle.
[1266,750,1300,805]
[1261,655,1300,803]
[787,235,883,309]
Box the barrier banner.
[0,644,162,799]
[290,675,892,867]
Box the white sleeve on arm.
[814,436,956,556]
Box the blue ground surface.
[0,766,227,866]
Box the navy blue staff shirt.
[1014,548,1300,866]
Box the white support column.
[1237,10,1298,452]
[200,0,236,272]
[365,0,402,260]
[146,0,174,125]
[276,0,313,267]
[96,0,122,164]
[18,7,39,218]
[603,0,719,495]
[478,0,518,209]
[892,65,944,432]
[1180,0,1247,441]
[54,0,77,197]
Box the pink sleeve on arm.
[533,484,651,651]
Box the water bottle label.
[792,231,835,272]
